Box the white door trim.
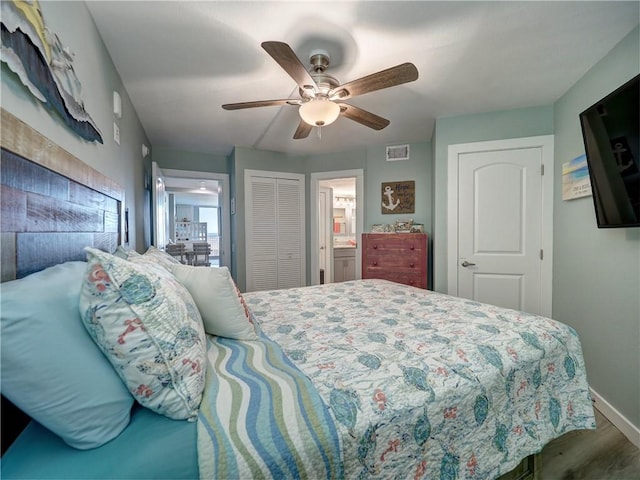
[151,162,167,250]
[447,135,554,317]
[319,187,333,284]
[310,169,364,286]
[162,168,231,268]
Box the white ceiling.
[86,1,639,157]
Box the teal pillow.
[0,261,134,449]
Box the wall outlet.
[113,122,120,145]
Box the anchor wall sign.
[381,180,415,214]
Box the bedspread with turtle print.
[243,279,595,480]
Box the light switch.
[113,91,122,118]
[113,122,120,145]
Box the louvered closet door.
[277,178,302,289]
[246,171,305,292]
[248,177,278,291]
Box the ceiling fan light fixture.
[299,98,340,127]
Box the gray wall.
[153,146,229,173]
[1,1,150,251]
[552,26,639,429]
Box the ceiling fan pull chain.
[317,126,322,139]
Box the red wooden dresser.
[361,233,428,289]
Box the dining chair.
[165,243,187,264]
[191,242,211,267]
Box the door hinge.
[540,249,544,260]
[541,164,545,176]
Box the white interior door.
[151,161,167,250]
[448,136,554,316]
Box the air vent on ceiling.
[386,144,410,161]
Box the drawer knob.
[373,245,378,249]
[410,263,415,268]
[373,261,378,266]
[410,245,415,250]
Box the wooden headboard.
[0,108,124,282]
[0,108,125,452]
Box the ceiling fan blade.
[293,120,313,139]
[338,103,390,130]
[330,63,418,100]
[222,99,301,110]
[262,41,317,91]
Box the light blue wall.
[432,106,554,292]
[0,1,150,251]
[231,147,306,291]
[365,142,433,286]
[230,144,435,290]
[552,26,639,429]
[3,0,637,435]
[365,142,432,230]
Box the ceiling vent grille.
[386,144,410,161]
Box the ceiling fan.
[222,41,419,139]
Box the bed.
[0,109,596,480]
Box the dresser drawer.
[364,234,425,254]
[361,233,429,289]
[364,270,426,289]
[363,253,423,272]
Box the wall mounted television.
[579,74,639,228]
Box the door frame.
[162,168,231,269]
[310,169,364,286]
[319,186,333,284]
[151,162,167,250]
[446,135,554,317]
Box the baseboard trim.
[589,387,640,448]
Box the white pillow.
[169,265,257,340]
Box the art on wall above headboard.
[0,108,122,282]
[0,0,103,143]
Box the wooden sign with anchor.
[381,180,415,214]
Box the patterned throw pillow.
[141,245,181,270]
[113,245,142,260]
[79,247,206,420]
[169,264,257,340]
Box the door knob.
[461,260,476,267]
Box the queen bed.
[0,109,595,480]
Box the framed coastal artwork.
[1,0,103,143]
[562,154,592,200]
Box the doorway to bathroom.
[310,169,364,285]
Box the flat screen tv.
[579,74,639,228]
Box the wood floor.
[538,408,640,479]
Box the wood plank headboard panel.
[0,108,126,452]
[0,108,124,282]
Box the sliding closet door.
[245,170,305,292]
